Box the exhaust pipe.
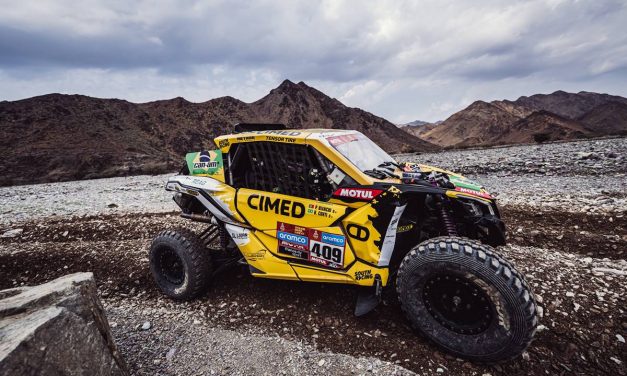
[180,213,213,223]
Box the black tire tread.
[396,236,538,363]
[150,228,213,300]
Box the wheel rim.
[156,246,185,285]
[422,273,494,335]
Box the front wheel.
[396,236,538,363]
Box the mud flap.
[354,275,382,316]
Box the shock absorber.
[438,199,458,236]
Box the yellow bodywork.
[174,129,493,287]
[209,129,390,286]
[225,187,390,286]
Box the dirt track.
[0,205,625,375]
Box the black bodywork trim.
[373,182,445,194]
[478,215,507,246]
[233,189,253,227]
[288,262,352,277]
[248,265,266,275]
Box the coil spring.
[439,206,458,236]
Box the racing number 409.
[310,242,342,263]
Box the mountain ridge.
[419,90,627,147]
[0,80,436,186]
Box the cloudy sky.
[1,0,626,123]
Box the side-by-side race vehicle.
[149,123,538,362]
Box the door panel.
[236,188,361,276]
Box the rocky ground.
[1,137,626,375]
[398,137,627,213]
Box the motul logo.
[333,188,383,200]
[455,187,492,199]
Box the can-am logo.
[333,188,383,201]
[193,161,218,169]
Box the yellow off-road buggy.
[149,123,538,362]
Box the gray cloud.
[1,0,626,122]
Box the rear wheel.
[149,229,212,300]
[396,236,537,362]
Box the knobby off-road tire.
[149,229,213,300]
[396,236,538,363]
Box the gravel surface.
[397,137,627,177]
[0,174,176,224]
[1,138,626,375]
[106,301,412,376]
[397,137,627,213]
[2,138,625,226]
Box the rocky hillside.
[401,120,429,127]
[400,120,440,138]
[0,80,436,186]
[420,91,627,147]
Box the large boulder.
[0,272,128,375]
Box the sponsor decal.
[306,202,337,218]
[279,246,309,260]
[249,130,302,136]
[218,139,230,148]
[186,150,224,176]
[225,224,250,246]
[196,161,218,169]
[277,231,308,251]
[247,194,305,218]
[191,178,207,186]
[326,134,359,146]
[321,232,345,247]
[396,223,414,233]
[455,186,492,199]
[355,270,373,281]
[378,204,406,267]
[346,224,370,241]
[277,231,308,245]
[276,222,346,269]
[332,187,383,201]
[236,136,255,142]
[245,250,265,261]
[309,240,343,268]
[266,135,297,143]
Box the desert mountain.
[577,101,627,135]
[0,80,436,186]
[420,91,627,147]
[401,120,430,127]
[399,119,438,137]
